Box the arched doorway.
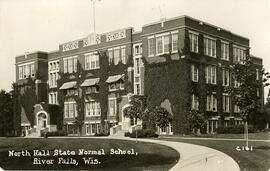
[36,112,48,133]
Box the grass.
[169,131,270,140]
[160,133,270,171]
[0,138,179,170]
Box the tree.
[123,95,146,125]
[143,106,173,131]
[187,110,206,134]
[0,90,13,136]
[227,55,269,146]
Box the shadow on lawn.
[254,146,270,150]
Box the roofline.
[15,51,48,58]
[59,27,134,46]
[250,54,262,60]
[142,15,249,41]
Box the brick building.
[14,15,263,136]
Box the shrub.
[41,130,68,137]
[124,132,131,137]
[217,125,255,134]
[126,129,159,138]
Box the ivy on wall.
[57,50,133,133]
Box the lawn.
[160,134,270,171]
[0,138,179,170]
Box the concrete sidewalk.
[48,136,240,171]
[121,137,240,171]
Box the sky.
[0,0,270,97]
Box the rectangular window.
[191,64,198,82]
[91,124,96,134]
[233,46,246,64]
[221,42,229,61]
[148,38,155,56]
[18,66,23,79]
[206,93,217,112]
[121,46,126,64]
[189,32,198,53]
[85,101,101,117]
[172,33,178,52]
[64,101,77,118]
[205,65,216,84]
[256,69,259,80]
[156,36,163,55]
[114,48,120,65]
[223,94,230,113]
[30,63,35,77]
[108,98,117,116]
[135,58,140,74]
[204,37,216,57]
[86,86,99,94]
[191,94,199,110]
[222,68,230,86]
[234,104,240,113]
[163,35,170,53]
[109,82,124,91]
[64,56,77,73]
[108,49,113,64]
[85,52,99,70]
[135,83,140,95]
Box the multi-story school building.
[14,15,263,136]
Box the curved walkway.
[49,136,240,171]
[106,137,240,171]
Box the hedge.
[217,125,255,134]
[125,129,158,138]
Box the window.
[108,48,113,64]
[86,86,99,94]
[49,92,58,104]
[223,94,230,113]
[134,44,142,56]
[233,75,241,88]
[18,62,35,79]
[206,93,217,112]
[205,65,216,84]
[85,101,101,117]
[233,46,246,64]
[191,94,199,110]
[108,46,126,65]
[221,41,229,61]
[191,64,198,82]
[256,69,259,80]
[172,32,178,52]
[135,83,141,95]
[66,89,78,96]
[222,68,230,86]
[204,37,216,57]
[114,48,120,65]
[156,36,163,55]
[121,46,126,64]
[64,101,77,118]
[63,56,77,73]
[164,35,170,53]
[189,32,198,53]
[135,58,140,74]
[108,98,117,116]
[109,82,124,91]
[85,52,99,70]
[234,104,240,113]
[148,38,155,56]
